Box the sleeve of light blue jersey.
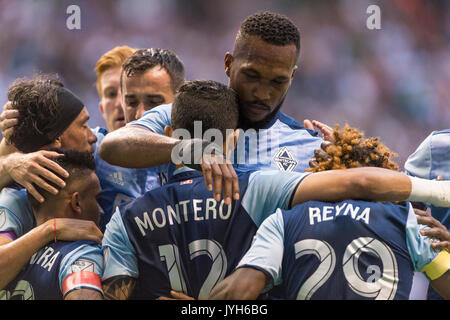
[101,207,139,281]
[404,133,433,179]
[405,203,438,272]
[58,243,104,292]
[0,188,34,238]
[242,171,310,227]
[237,209,285,292]
[127,103,172,134]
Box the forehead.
[74,107,89,123]
[234,36,298,73]
[123,66,172,95]
[100,67,121,88]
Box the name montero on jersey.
[135,198,233,236]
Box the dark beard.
[237,97,285,130]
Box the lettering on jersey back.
[29,246,60,272]
[135,198,232,236]
[309,202,370,225]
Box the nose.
[136,103,146,121]
[252,82,271,102]
[88,127,98,144]
[116,90,124,109]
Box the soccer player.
[1,149,104,300]
[405,130,450,228]
[0,75,104,290]
[100,81,450,300]
[209,125,450,300]
[98,12,327,203]
[92,47,184,230]
[404,129,450,300]
[0,48,186,231]
[95,45,136,133]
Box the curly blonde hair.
[306,124,399,173]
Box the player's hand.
[156,290,195,300]
[173,139,239,205]
[2,151,69,202]
[414,208,449,251]
[49,218,103,244]
[309,141,333,169]
[304,119,334,142]
[0,101,19,142]
[201,154,239,205]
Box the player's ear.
[164,125,173,138]
[50,136,63,149]
[99,102,105,115]
[291,65,298,81]
[70,192,82,217]
[224,53,233,77]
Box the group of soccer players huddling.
[0,12,449,300]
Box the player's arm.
[429,270,450,300]
[0,151,69,201]
[100,129,239,204]
[65,288,104,300]
[210,210,284,300]
[99,125,178,168]
[102,276,136,300]
[60,245,105,300]
[156,290,195,300]
[209,267,268,300]
[0,218,103,290]
[291,167,450,208]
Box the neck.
[33,203,66,226]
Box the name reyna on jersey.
[309,202,370,225]
[29,246,60,272]
[135,198,232,236]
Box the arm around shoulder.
[208,267,268,300]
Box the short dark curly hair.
[121,48,185,93]
[306,124,399,173]
[7,74,65,152]
[235,11,301,57]
[172,80,239,138]
[27,148,96,211]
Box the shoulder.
[135,103,172,122]
[276,112,318,137]
[0,187,30,213]
[431,129,450,136]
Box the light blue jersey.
[0,188,33,240]
[129,103,323,174]
[238,201,443,300]
[102,168,309,299]
[93,127,165,231]
[405,130,450,228]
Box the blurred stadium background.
[0,0,449,167]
